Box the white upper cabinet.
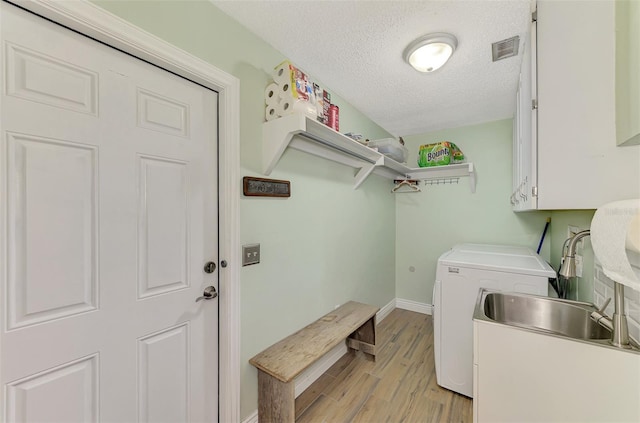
[616,0,640,146]
[512,17,537,211]
[514,0,640,211]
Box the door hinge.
[532,11,537,22]
[532,99,538,110]
[532,186,538,197]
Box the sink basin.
[475,291,611,340]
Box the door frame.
[7,0,241,421]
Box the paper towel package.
[272,60,310,101]
[276,98,293,116]
[278,81,292,99]
[266,60,340,125]
[265,104,277,122]
[591,199,640,291]
[276,98,317,119]
[272,61,291,85]
[264,83,279,106]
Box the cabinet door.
[616,0,640,146]
[475,320,640,423]
[536,0,640,209]
[512,19,537,211]
[530,18,538,209]
[512,81,521,210]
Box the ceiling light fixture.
[403,33,458,73]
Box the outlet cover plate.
[575,254,583,277]
[242,243,260,266]
[568,225,580,239]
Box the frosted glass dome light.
[404,33,458,73]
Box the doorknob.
[195,286,218,302]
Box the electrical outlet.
[575,254,583,278]
[567,225,580,240]
[242,243,260,266]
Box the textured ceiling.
[212,0,532,137]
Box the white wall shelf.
[262,113,476,192]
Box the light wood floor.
[295,308,472,423]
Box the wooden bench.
[249,301,379,422]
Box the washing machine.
[433,243,556,398]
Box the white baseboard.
[395,298,433,315]
[241,298,413,423]
[377,298,396,322]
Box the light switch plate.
[242,243,260,266]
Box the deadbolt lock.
[203,261,216,273]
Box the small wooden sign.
[243,176,291,197]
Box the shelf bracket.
[468,163,477,193]
[262,114,307,175]
[353,156,384,189]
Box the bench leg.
[257,369,294,423]
[347,316,377,361]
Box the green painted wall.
[91,1,395,419]
[396,120,552,303]
[396,119,599,305]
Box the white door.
[0,3,219,422]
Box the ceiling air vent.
[492,36,520,62]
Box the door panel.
[137,89,190,138]
[138,155,189,298]
[5,354,99,423]
[6,42,99,115]
[7,132,98,329]
[0,3,218,422]
[138,323,190,423]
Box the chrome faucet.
[590,282,638,349]
[559,229,637,349]
[559,229,591,278]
